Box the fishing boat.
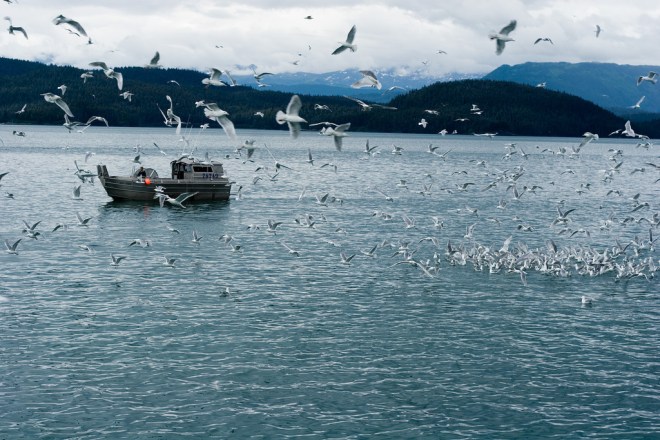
[96,157,232,202]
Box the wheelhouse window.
[192,165,213,173]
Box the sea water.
[0,125,658,438]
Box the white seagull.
[144,51,161,68]
[202,103,237,141]
[321,122,351,150]
[630,96,645,109]
[351,70,381,90]
[89,61,123,90]
[332,25,357,55]
[4,16,28,39]
[156,191,198,208]
[489,19,517,55]
[637,71,657,86]
[76,212,92,226]
[110,254,126,266]
[276,94,307,139]
[594,25,602,38]
[4,238,21,254]
[53,14,91,44]
[41,92,74,117]
[201,68,227,87]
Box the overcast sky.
[1,0,658,78]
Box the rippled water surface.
[1,125,658,439]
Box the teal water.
[0,125,658,438]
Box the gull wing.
[54,96,74,117]
[288,121,301,139]
[334,123,351,134]
[174,192,199,203]
[332,44,348,55]
[89,61,109,70]
[499,20,517,36]
[216,115,237,141]
[53,15,88,37]
[345,25,357,44]
[111,71,123,90]
[286,95,302,116]
[495,39,506,55]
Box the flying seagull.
[201,68,227,87]
[89,61,123,90]
[144,51,161,68]
[52,14,91,44]
[321,122,351,151]
[202,102,237,141]
[533,37,553,45]
[4,16,27,38]
[489,19,517,55]
[332,25,357,55]
[276,94,307,138]
[41,92,74,117]
[594,25,602,38]
[630,96,645,109]
[351,70,382,90]
[637,71,657,86]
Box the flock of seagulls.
[0,8,657,304]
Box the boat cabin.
[170,158,226,181]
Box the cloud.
[0,0,658,78]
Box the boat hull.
[97,166,231,202]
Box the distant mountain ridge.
[226,68,480,103]
[2,56,654,138]
[484,62,660,118]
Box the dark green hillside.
[0,57,636,138]
[485,62,660,117]
[384,79,625,137]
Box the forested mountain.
[484,62,660,117]
[0,57,647,138]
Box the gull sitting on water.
[276,94,307,139]
[489,19,517,55]
[332,25,357,55]
[41,92,74,117]
[89,61,123,90]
